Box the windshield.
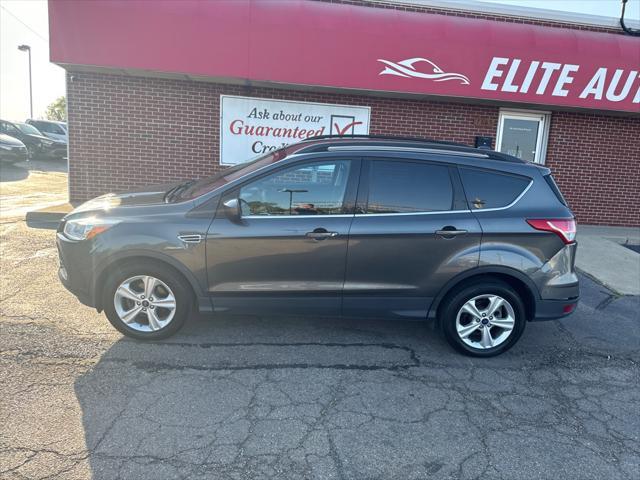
[33,121,66,134]
[17,123,42,136]
[176,149,290,200]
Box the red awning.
[49,0,640,113]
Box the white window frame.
[496,109,550,164]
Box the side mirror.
[222,198,241,222]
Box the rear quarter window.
[459,167,530,210]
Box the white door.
[496,110,549,164]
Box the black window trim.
[356,157,468,216]
[218,157,362,219]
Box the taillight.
[526,218,576,244]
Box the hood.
[0,134,25,147]
[42,132,68,143]
[24,133,51,142]
[70,181,186,215]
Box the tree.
[45,96,66,121]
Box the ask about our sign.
[220,96,371,165]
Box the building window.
[496,109,550,164]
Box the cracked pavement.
[1,162,639,479]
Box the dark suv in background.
[0,120,67,160]
[57,136,578,356]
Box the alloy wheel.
[455,294,516,349]
[113,275,177,332]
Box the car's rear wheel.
[103,263,192,340]
[440,281,526,357]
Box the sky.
[1,0,65,122]
[0,0,638,122]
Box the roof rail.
[303,134,467,147]
[299,134,526,163]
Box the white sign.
[220,95,370,165]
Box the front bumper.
[0,148,29,163]
[41,145,67,159]
[56,232,97,308]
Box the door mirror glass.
[222,198,241,222]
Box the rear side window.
[544,174,568,206]
[459,168,530,210]
[366,160,453,214]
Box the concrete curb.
[26,202,73,229]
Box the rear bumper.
[533,296,579,321]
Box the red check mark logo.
[334,120,363,136]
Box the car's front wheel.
[103,263,192,340]
[441,280,526,357]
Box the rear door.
[343,157,481,319]
[206,158,360,316]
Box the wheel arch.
[93,251,204,312]
[428,266,539,324]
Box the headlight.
[63,217,118,241]
[0,144,13,150]
[41,139,54,147]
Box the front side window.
[460,168,530,210]
[365,160,453,214]
[496,110,549,164]
[239,160,351,216]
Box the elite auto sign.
[378,57,640,105]
[51,1,640,113]
[220,96,370,165]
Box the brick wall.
[67,71,640,226]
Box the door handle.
[306,228,339,240]
[436,226,468,238]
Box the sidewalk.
[576,225,640,296]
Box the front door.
[343,157,482,319]
[206,158,359,315]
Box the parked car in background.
[0,120,67,160]
[57,135,578,357]
[26,119,68,143]
[0,134,29,164]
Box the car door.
[343,157,482,319]
[205,158,360,316]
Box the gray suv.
[57,136,578,356]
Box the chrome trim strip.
[327,145,489,158]
[471,180,534,213]
[354,209,471,217]
[242,214,355,219]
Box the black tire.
[102,262,193,340]
[440,280,526,357]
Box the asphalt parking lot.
[1,161,639,480]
